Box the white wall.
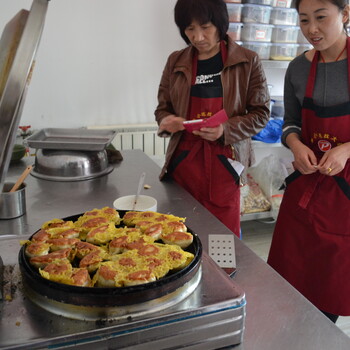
[0,0,185,130]
[1,0,285,131]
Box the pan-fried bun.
[143,223,163,240]
[75,241,101,259]
[86,222,118,245]
[30,248,74,269]
[93,263,123,287]
[161,231,193,249]
[70,268,92,287]
[41,219,75,231]
[25,207,196,288]
[46,237,80,251]
[124,270,156,287]
[79,250,108,273]
[39,260,73,284]
[25,242,50,258]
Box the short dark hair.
[174,0,229,44]
[295,0,349,32]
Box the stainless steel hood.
[0,0,49,193]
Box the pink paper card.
[183,109,228,132]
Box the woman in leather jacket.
[154,0,270,237]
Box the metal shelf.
[240,210,275,222]
[262,60,291,69]
[252,140,284,148]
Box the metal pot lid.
[0,0,49,193]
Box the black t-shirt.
[191,51,223,99]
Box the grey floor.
[241,219,350,337]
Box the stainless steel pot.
[0,182,26,219]
[31,149,114,181]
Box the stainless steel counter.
[1,151,234,244]
[1,150,350,349]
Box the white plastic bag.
[248,154,289,220]
[240,174,271,214]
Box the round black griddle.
[18,212,202,307]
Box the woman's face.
[184,20,220,59]
[298,0,348,50]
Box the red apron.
[170,42,241,237]
[268,38,350,315]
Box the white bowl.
[113,195,157,212]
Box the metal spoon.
[132,172,146,210]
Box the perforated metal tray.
[208,234,236,276]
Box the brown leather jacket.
[155,36,270,182]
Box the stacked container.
[226,1,244,40]
[241,3,272,23]
[241,2,273,43]
[270,7,298,25]
[269,6,298,60]
[240,0,273,58]
[241,41,271,60]
[228,22,243,41]
[296,27,313,56]
[226,0,301,61]
[227,3,243,22]
[271,25,299,43]
[271,0,292,6]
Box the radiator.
[87,124,169,165]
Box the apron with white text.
[169,41,241,237]
[268,38,350,315]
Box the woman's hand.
[192,124,224,141]
[159,114,186,133]
[316,142,350,176]
[286,133,318,174]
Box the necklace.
[319,44,347,63]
